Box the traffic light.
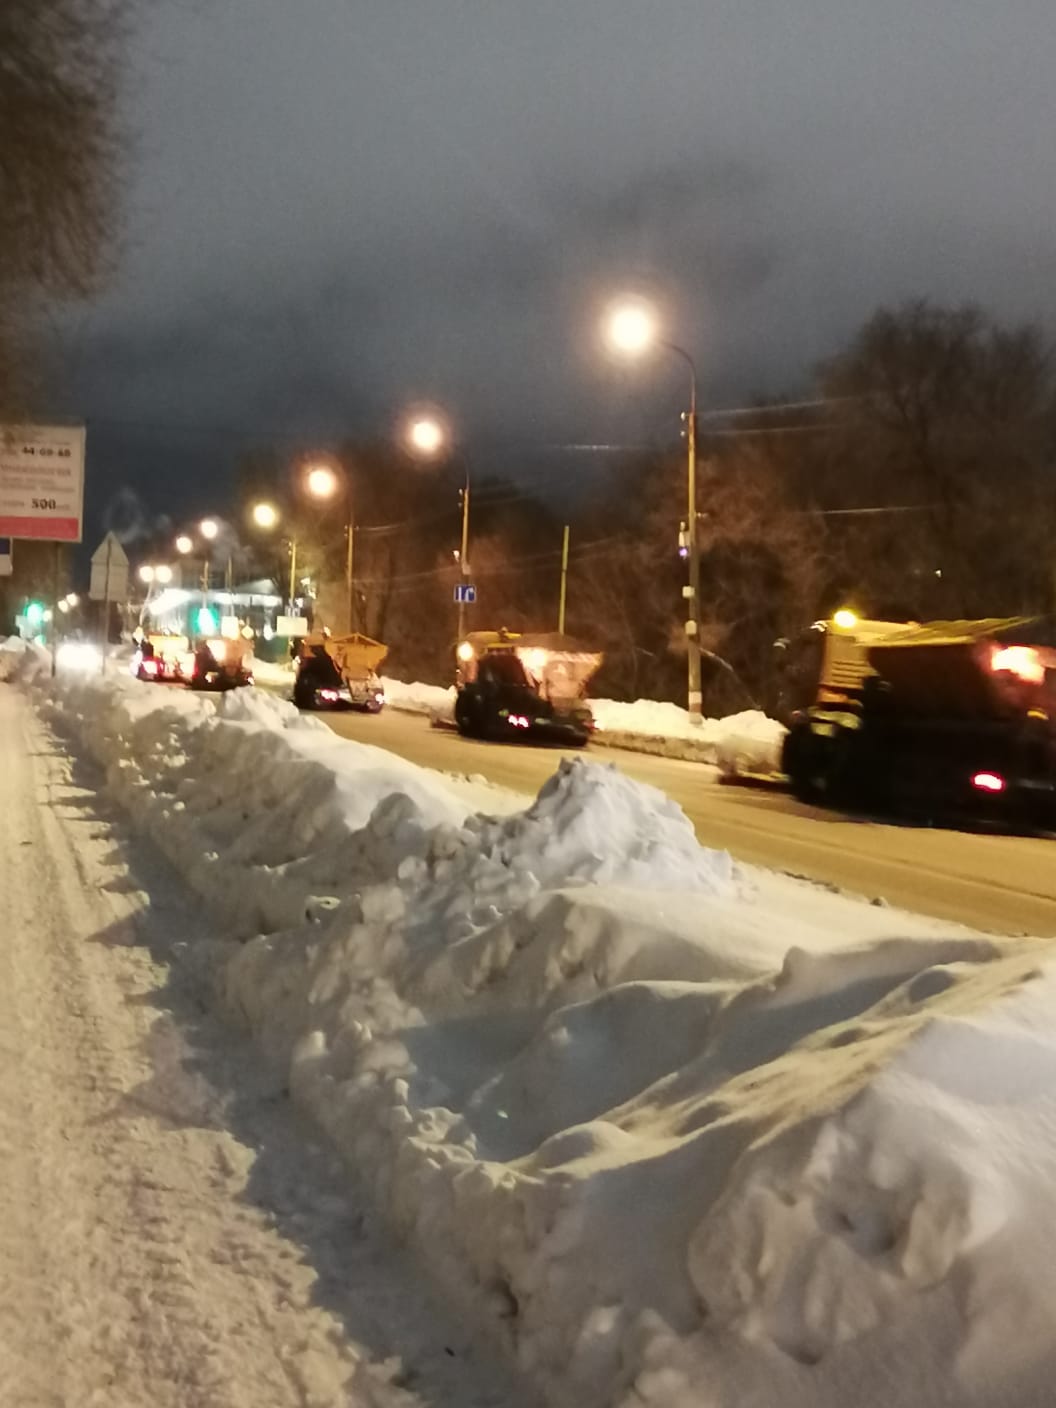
[24,600,45,628]
[195,605,219,635]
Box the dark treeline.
[232,301,1056,710]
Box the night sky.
[49,0,1056,542]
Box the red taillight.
[319,688,339,702]
[141,659,159,677]
[972,771,1005,794]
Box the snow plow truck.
[780,614,1056,827]
[453,630,601,745]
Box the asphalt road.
[319,707,1056,936]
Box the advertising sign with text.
[0,424,86,543]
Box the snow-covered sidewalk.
[37,671,1056,1408]
[0,686,533,1408]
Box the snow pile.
[0,636,50,683]
[592,699,786,775]
[43,673,1051,1408]
[382,676,456,718]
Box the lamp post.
[303,463,355,633]
[403,412,471,638]
[605,299,703,718]
[136,563,173,625]
[250,499,302,615]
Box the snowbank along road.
[36,669,1056,1408]
[320,707,1056,934]
[0,687,535,1408]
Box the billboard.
[0,424,86,543]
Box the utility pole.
[345,515,355,634]
[288,539,297,611]
[558,524,570,635]
[685,373,702,717]
[101,535,112,676]
[457,474,471,640]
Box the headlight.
[57,642,102,672]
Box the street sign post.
[0,424,86,543]
[89,532,129,674]
[89,532,129,602]
[276,615,309,637]
[453,583,477,604]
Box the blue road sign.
[453,583,477,604]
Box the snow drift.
[43,675,1049,1408]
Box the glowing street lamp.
[199,517,219,542]
[603,295,703,718]
[175,534,194,555]
[405,414,447,458]
[251,500,301,608]
[305,464,340,502]
[605,300,660,357]
[138,564,156,585]
[404,408,474,637]
[301,463,354,631]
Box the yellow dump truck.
[781,614,1056,826]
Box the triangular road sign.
[90,531,129,567]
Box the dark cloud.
[46,0,1056,532]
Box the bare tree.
[0,0,125,409]
[821,302,1056,616]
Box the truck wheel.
[782,723,821,803]
[455,692,480,738]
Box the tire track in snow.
[0,688,533,1408]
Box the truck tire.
[782,721,821,803]
[455,691,482,738]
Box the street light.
[604,296,703,718]
[606,300,660,357]
[406,414,447,458]
[403,411,473,638]
[175,524,217,599]
[303,463,354,633]
[138,564,156,585]
[250,499,301,611]
[305,465,340,503]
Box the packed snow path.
[0,689,533,1408]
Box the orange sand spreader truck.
[779,611,1056,828]
[132,630,253,690]
[453,629,602,745]
[292,631,387,712]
